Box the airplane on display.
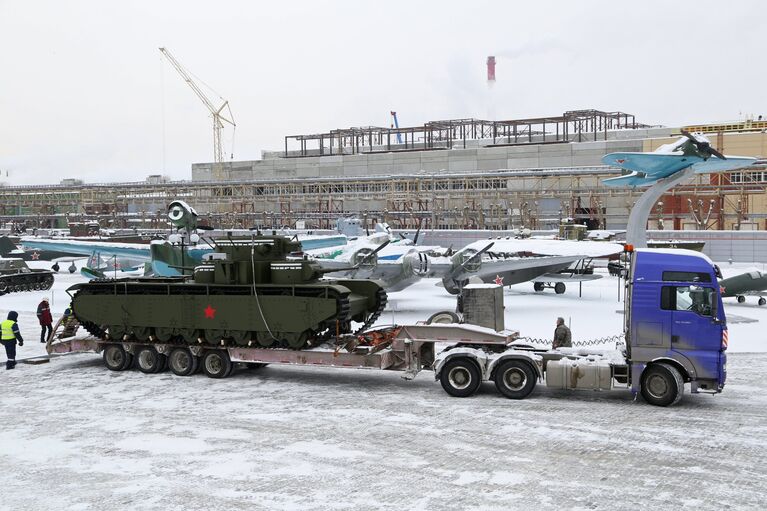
[720,269,767,306]
[601,130,757,188]
[0,235,84,263]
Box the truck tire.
[136,346,167,374]
[554,282,566,294]
[426,311,460,325]
[103,344,133,371]
[168,348,199,377]
[202,350,233,379]
[494,359,536,399]
[641,363,684,407]
[440,358,481,397]
[533,282,544,292]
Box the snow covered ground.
[1,261,766,509]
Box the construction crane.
[159,47,235,163]
[390,111,403,144]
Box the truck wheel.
[737,295,745,303]
[103,344,133,371]
[533,282,544,292]
[494,359,536,399]
[202,350,233,379]
[641,363,684,407]
[554,282,566,294]
[426,311,459,325]
[168,348,199,376]
[136,346,167,374]
[440,358,481,397]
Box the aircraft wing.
[602,152,757,188]
[21,238,152,260]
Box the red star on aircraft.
[204,305,217,319]
[31,251,40,260]
[494,274,504,285]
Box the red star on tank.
[204,305,217,319]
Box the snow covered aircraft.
[601,130,756,187]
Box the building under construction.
[1,109,767,233]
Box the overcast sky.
[1,0,764,185]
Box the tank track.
[352,288,388,336]
[0,274,54,295]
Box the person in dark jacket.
[37,298,53,343]
[553,317,572,349]
[1,311,24,370]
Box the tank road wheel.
[108,324,126,340]
[554,282,566,295]
[440,357,482,398]
[178,328,198,344]
[494,360,536,399]
[640,363,684,407]
[737,295,746,304]
[202,350,233,379]
[154,327,175,343]
[0,282,7,295]
[285,331,310,350]
[205,329,227,345]
[533,282,545,292]
[136,346,167,374]
[230,330,250,347]
[168,348,199,376]
[132,326,151,342]
[42,276,54,290]
[103,344,133,371]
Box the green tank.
[67,234,387,349]
[0,258,54,295]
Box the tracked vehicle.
[67,234,387,350]
[0,258,54,295]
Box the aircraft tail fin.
[0,236,18,256]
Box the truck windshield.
[661,285,714,316]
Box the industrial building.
[1,110,766,235]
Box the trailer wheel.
[440,358,481,397]
[103,344,133,371]
[533,282,544,292]
[426,311,460,325]
[554,282,566,294]
[202,350,233,379]
[168,348,199,376]
[640,363,684,407]
[136,346,167,374]
[494,359,536,399]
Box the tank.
[67,234,387,349]
[0,258,55,295]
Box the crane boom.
[159,47,235,163]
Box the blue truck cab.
[626,248,727,406]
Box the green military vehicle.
[0,258,55,295]
[67,233,387,359]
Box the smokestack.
[487,56,496,82]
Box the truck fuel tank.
[545,357,613,391]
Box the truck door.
[660,284,721,380]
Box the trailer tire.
[168,348,199,377]
[440,358,481,397]
[202,350,233,379]
[136,346,166,374]
[426,311,460,325]
[494,359,536,399]
[103,344,133,371]
[554,282,566,294]
[641,363,684,407]
[533,282,544,292]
